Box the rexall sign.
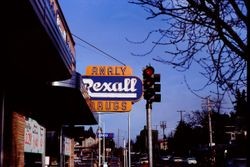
[82,76,142,101]
[82,66,143,112]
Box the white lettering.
[82,77,139,99]
[93,82,103,91]
[83,79,94,90]
[83,78,137,93]
[102,82,112,91]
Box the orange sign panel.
[89,100,132,112]
[86,66,132,76]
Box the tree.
[234,89,247,117]
[185,110,209,144]
[172,120,193,156]
[186,109,235,144]
[233,89,247,130]
[129,0,248,96]
[185,109,247,164]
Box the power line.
[72,33,126,66]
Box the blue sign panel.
[97,133,114,138]
[82,76,143,101]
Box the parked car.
[171,156,184,163]
[160,155,171,161]
[139,157,149,164]
[185,157,197,165]
[226,157,247,167]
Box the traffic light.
[142,65,161,102]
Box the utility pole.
[102,122,105,165]
[160,121,167,139]
[207,97,213,148]
[117,128,120,148]
[202,97,215,166]
[123,138,127,167]
[177,110,185,122]
[153,124,158,130]
[207,97,215,166]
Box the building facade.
[1,0,97,166]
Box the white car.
[139,157,149,164]
[171,156,184,163]
[161,155,171,161]
[186,157,197,165]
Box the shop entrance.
[24,152,42,167]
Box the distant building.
[159,139,168,151]
[75,136,98,167]
[82,136,99,148]
[225,125,247,143]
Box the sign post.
[82,65,143,167]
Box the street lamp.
[97,115,106,167]
[97,125,102,167]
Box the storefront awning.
[6,72,98,129]
[43,85,98,127]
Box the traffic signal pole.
[142,65,161,167]
[146,101,153,167]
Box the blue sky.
[59,0,233,146]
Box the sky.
[58,0,233,146]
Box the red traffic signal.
[143,66,155,77]
[142,65,161,102]
[143,66,155,90]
